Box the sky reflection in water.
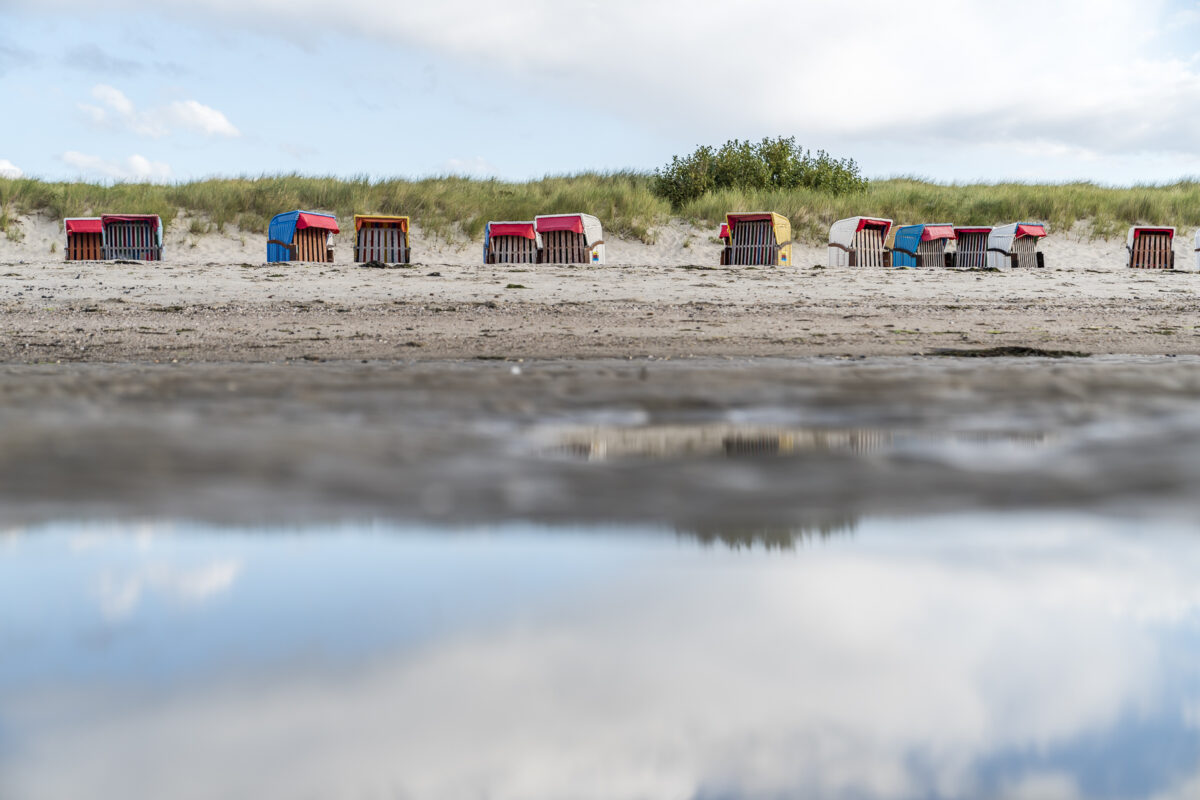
[1,515,1198,800]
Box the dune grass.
[2,173,1198,244]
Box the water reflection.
[1,516,1198,800]
[548,424,1053,462]
[680,517,857,549]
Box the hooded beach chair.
[1126,227,1175,270]
[891,224,955,268]
[722,213,793,266]
[987,223,1046,270]
[64,218,104,261]
[828,217,893,267]
[483,221,541,264]
[951,227,992,269]
[534,214,605,264]
[354,215,410,264]
[91,215,163,261]
[267,211,339,263]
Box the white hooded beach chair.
[1126,227,1175,270]
[828,217,893,267]
[987,223,1046,270]
[534,214,605,264]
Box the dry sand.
[2,214,1199,362]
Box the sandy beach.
[1,215,1198,362]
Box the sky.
[2,0,1200,185]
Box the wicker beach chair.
[987,223,1046,270]
[534,214,605,264]
[268,211,339,263]
[723,213,793,266]
[828,217,893,267]
[64,218,104,261]
[951,227,991,269]
[100,215,163,261]
[354,215,410,264]
[891,224,955,268]
[1126,227,1175,270]
[484,221,541,264]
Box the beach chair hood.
[65,218,103,234]
[726,212,791,247]
[828,217,893,248]
[1126,226,1175,250]
[988,223,1046,254]
[485,221,541,243]
[535,214,603,246]
[355,215,408,233]
[101,214,163,248]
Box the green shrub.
[653,137,867,207]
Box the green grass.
[2,173,1198,244]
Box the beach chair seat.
[1127,227,1175,270]
[828,217,893,267]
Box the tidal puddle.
[2,514,1198,800]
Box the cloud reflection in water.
[0,516,1198,800]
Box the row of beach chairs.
[64,211,605,266]
[483,214,605,265]
[824,218,1049,270]
[60,212,1200,271]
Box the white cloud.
[36,0,1199,161]
[97,559,243,621]
[79,83,239,139]
[0,159,22,178]
[164,99,240,137]
[61,151,172,181]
